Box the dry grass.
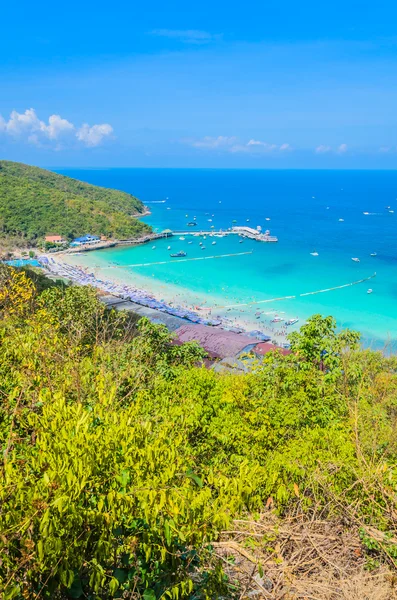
[216,511,397,599]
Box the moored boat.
[170,251,187,258]
[285,318,299,326]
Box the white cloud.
[337,143,348,154]
[191,135,237,149]
[76,123,113,147]
[44,114,74,139]
[187,136,292,154]
[6,108,44,136]
[0,108,113,149]
[315,145,332,154]
[150,29,220,43]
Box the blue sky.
[1,0,397,168]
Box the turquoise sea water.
[57,168,397,348]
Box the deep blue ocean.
[57,168,397,348]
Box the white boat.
[339,218,344,222]
[167,246,171,250]
[370,252,377,256]
[185,214,188,217]
[351,257,360,262]
[389,210,395,214]
[188,241,193,244]
[246,219,250,222]
[271,316,283,323]
[285,318,299,326]
[199,242,203,246]
[208,219,212,222]
[239,239,243,243]
[367,289,373,294]
[201,246,206,250]
[167,207,171,210]
[212,241,216,245]
[179,237,185,241]
[363,212,370,215]
[265,217,271,221]
[152,246,156,249]
[310,251,319,256]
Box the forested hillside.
[1,265,397,599]
[0,161,151,244]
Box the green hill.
[0,160,151,244]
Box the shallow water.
[57,168,397,348]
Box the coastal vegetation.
[0,161,151,247]
[1,264,397,599]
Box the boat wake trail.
[96,250,254,269]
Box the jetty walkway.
[171,226,278,242]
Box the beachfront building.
[70,234,100,247]
[45,235,67,244]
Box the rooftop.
[173,324,256,359]
[253,342,291,356]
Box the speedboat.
[188,241,193,244]
[265,217,271,221]
[239,239,243,243]
[152,246,156,249]
[212,241,216,245]
[370,252,377,257]
[167,246,171,250]
[208,219,212,222]
[271,316,283,323]
[179,237,185,241]
[285,318,299,326]
[363,212,370,215]
[339,218,344,222]
[170,251,187,258]
[389,210,395,214]
[246,219,250,222]
[310,251,319,256]
[201,246,206,250]
[367,288,373,294]
[199,242,203,246]
[187,222,197,226]
[351,257,360,262]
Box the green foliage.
[1,271,397,598]
[0,160,151,244]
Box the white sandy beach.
[53,251,292,346]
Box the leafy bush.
[1,266,397,598]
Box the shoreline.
[41,253,291,348]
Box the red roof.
[253,342,291,356]
[174,324,256,359]
[45,235,64,242]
